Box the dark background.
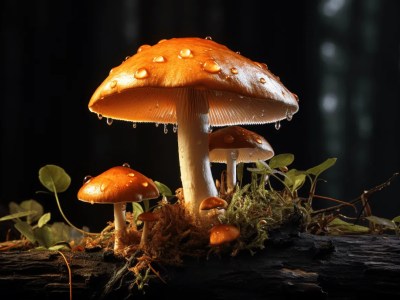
[1,0,399,234]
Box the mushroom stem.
[113,202,127,252]
[226,149,238,193]
[139,221,149,248]
[176,88,218,220]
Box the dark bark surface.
[1,232,399,300]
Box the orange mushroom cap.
[77,165,159,204]
[137,211,160,222]
[209,126,274,163]
[199,196,228,210]
[88,37,299,126]
[209,224,240,246]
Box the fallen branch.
[0,231,399,299]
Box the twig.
[148,263,167,284]
[310,194,357,212]
[57,250,72,300]
[311,172,399,217]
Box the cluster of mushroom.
[77,164,160,253]
[81,37,299,251]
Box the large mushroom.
[77,165,159,253]
[88,37,299,222]
[209,125,274,193]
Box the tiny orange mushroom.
[137,211,160,248]
[209,224,240,246]
[199,196,228,211]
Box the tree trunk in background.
[1,232,399,299]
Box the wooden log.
[0,232,399,299]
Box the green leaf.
[268,153,294,169]
[154,181,173,197]
[39,164,71,193]
[366,216,396,229]
[49,222,72,244]
[247,167,268,175]
[291,174,306,192]
[249,161,279,175]
[14,220,36,243]
[306,158,337,177]
[0,211,37,222]
[34,225,54,248]
[48,244,70,251]
[327,218,370,234]
[132,202,144,223]
[284,169,306,192]
[8,202,20,215]
[20,200,44,224]
[38,212,51,228]
[392,216,400,223]
[9,200,43,224]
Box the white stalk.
[113,202,126,253]
[226,150,238,193]
[176,88,218,220]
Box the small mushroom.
[209,224,240,246]
[199,196,229,225]
[77,165,159,253]
[199,196,228,211]
[209,126,274,193]
[137,211,160,248]
[88,37,298,222]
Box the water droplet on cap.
[106,118,113,125]
[259,77,266,84]
[134,68,149,79]
[142,182,149,187]
[255,62,268,70]
[255,137,263,144]
[97,114,103,120]
[83,175,92,184]
[153,56,166,63]
[137,44,151,53]
[127,173,135,177]
[275,121,281,130]
[203,59,221,73]
[122,162,131,168]
[179,48,193,58]
[173,124,177,133]
[110,80,117,88]
[286,110,293,121]
[132,123,137,128]
[163,124,168,134]
[230,67,238,74]
[205,36,212,40]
